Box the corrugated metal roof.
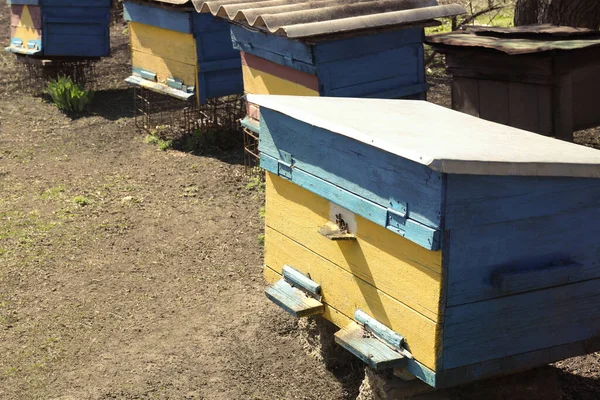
[190,0,466,38]
[426,25,600,55]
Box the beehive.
[235,26,431,133]
[123,0,242,104]
[6,0,111,58]
[426,25,600,142]
[252,94,600,388]
[189,0,465,134]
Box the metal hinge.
[277,150,294,180]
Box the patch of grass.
[40,185,65,200]
[144,134,160,145]
[257,234,265,246]
[0,210,58,250]
[245,175,265,192]
[72,196,91,206]
[259,206,265,219]
[144,134,172,151]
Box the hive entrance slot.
[265,265,324,318]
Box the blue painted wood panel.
[123,1,192,34]
[314,28,426,99]
[258,108,444,230]
[231,24,316,74]
[445,174,600,229]
[193,13,242,102]
[435,335,600,388]
[7,0,39,4]
[38,1,111,57]
[444,205,600,306]
[232,24,428,99]
[312,28,423,64]
[442,277,600,369]
[318,46,419,90]
[43,17,109,57]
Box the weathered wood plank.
[479,80,509,125]
[265,279,324,318]
[553,73,574,142]
[335,322,407,370]
[265,173,442,320]
[258,108,444,230]
[264,226,440,370]
[508,82,541,133]
[442,278,600,369]
[451,77,479,117]
[125,75,194,100]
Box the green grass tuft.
[72,196,91,206]
[45,76,93,113]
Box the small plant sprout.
[72,196,91,206]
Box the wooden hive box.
[6,0,111,58]
[251,94,600,388]
[123,0,242,104]
[236,25,431,133]
[426,25,600,142]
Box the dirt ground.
[1,9,599,400]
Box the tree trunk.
[514,0,600,29]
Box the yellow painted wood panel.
[264,227,440,370]
[131,49,197,87]
[12,6,40,44]
[242,65,320,96]
[265,173,443,320]
[12,25,40,44]
[130,22,197,66]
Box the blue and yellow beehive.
[191,0,465,131]
[251,94,600,388]
[6,0,111,58]
[123,0,242,105]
